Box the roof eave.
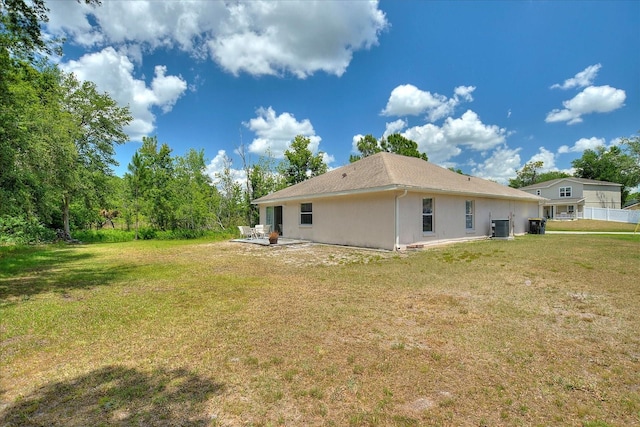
[253,185,400,204]
[254,184,543,204]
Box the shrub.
[0,215,56,245]
[71,229,135,243]
[138,227,157,240]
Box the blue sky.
[46,0,639,184]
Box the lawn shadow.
[0,365,224,426]
[0,245,132,301]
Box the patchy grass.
[546,219,638,232]
[1,234,640,426]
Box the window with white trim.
[559,186,572,198]
[422,198,434,233]
[465,200,474,230]
[300,203,313,225]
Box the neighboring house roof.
[520,177,622,190]
[542,197,586,206]
[254,152,545,204]
[623,202,640,210]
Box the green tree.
[572,144,640,205]
[172,148,215,231]
[59,73,131,239]
[1,0,100,57]
[382,134,428,161]
[536,170,571,183]
[282,135,327,185]
[137,136,175,230]
[509,161,571,188]
[125,152,147,239]
[1,0,117,241]
[620,133,640,164]
[350,133,427,162]
[0,63,72,224]
[214,154,244,229]
[350,134,381,162]
[509,161,544,188]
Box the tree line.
[2,0,638,244]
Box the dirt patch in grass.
[2,235,639,426]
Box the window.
[465,200,474,230]
[567,205,575,215]
[422,198,434,233]
[559,186,572,198]
[266,206,274,227]
[300,203,313,225]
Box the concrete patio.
[230,237,308,247]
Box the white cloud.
[351,134,365,154]
[454,85,475,101]
[382,119,408,138]
[381,84,475,122]
[60,47,187,141]
[351,109,507,165]
[546,85,626,125]
[551,64,601,90]
[382,85,447,117]
[389,110,506,164]
[528,147,557,170]
[441,110,507,151]
[244,107,325,160]
[205,149,247,187]
[47,0,388,78]
[558,137,607,154]
[471,146,522,184]
[403,123,461,164]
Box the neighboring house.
[623,201,640,210]
[253,152,544,250]
[520,178,622,220]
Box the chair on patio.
[238,225,253,239]
[254,224,271,238]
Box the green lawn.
[1,234,639,426]
[545,218,638,232]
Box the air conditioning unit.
[492,219,510,238]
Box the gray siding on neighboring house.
[583,184,621,208]
[520,178,622,215]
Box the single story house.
[253,152,545,250]
[519,177,621,220]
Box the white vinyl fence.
[580,207,640,224]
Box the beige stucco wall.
[397,193,540,248]
[259,190,541,250]
[262,192,397,250]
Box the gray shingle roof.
[520,177,622,190]
[254,152,545,204]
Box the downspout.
[395,189,408,250]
